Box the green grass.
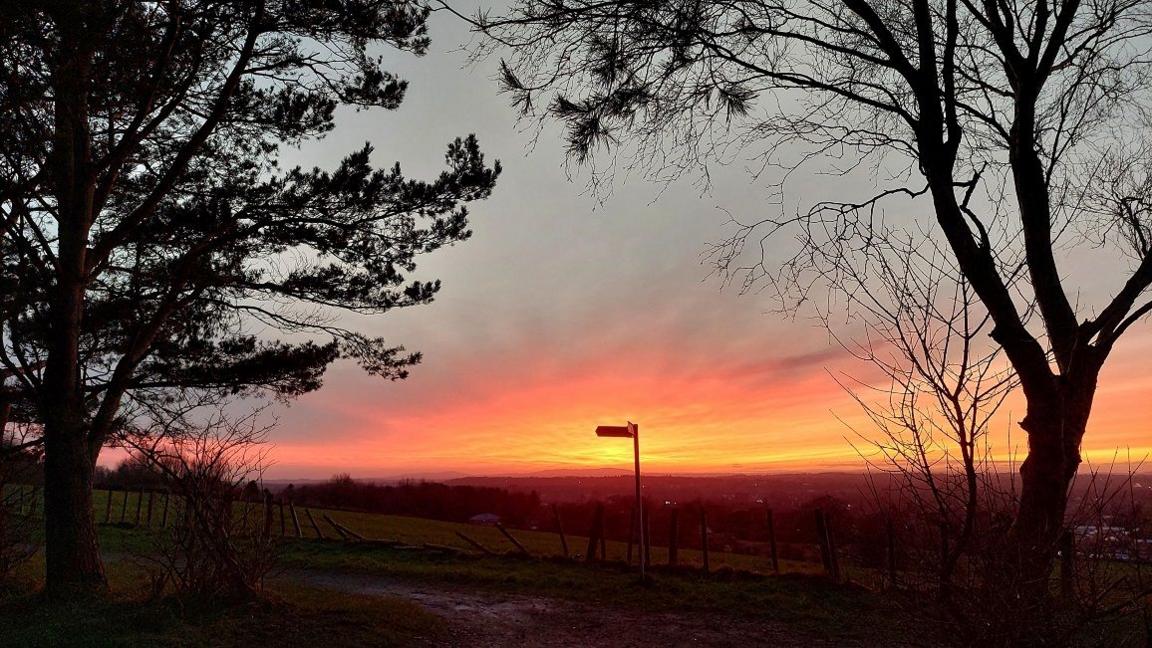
[82,513,871,635]
[3,489,907,644]
[80,487,830,574]
[4,524,895,646]
[6,486,833,577]
[6,487,1152,646]
[11,490,1149,646]
[0,578,444,648]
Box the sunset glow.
[256,324,1152,478]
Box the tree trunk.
[41,238,106,597]
[42,420,106,597]
[1009,370,1098,593]
[42,11,106,597]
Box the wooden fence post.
[305,508,325,540]
[496,522,531,556]
[289,501,303,538]
[585,503,603,562]
[456,531,495,555]
[700,508,709,573]
[322,513,350,541]
[626,505,635,564]
[815,509,840,581]
[134,488,144,526]
[104,488,113,524]
[119,489,129,524]
[886,517,897,588]
[263,490,274,538]
[827,514,840,581]
[161,492,170,528]
[331,515,366,541]
[643,506,651,570]
[279,501,287,537]
[145,490,155,526]
[552,505,568,557]
[668,508,679,566]
[766,508,780,574]
[815,509,831,575]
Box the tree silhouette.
[477,0,1152,593]
[0,1,499,596]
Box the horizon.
[259,467,863,482]
[254,460,1152,483]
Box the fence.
[2,485,921,586]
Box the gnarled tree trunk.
[1010,362,1100,593]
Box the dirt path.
[281,570,883,647]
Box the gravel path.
[280,570,885,647]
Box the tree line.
[280,475,542,526]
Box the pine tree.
[0,0,500,596]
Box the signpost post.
[595,421,644,581]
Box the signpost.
[595,421,644,581]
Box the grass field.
[3,523,896,647]
[0,487,901,645]
[0,571,445,648]
[2,487,1148,646]
[7,486,836,580]
[67,488,828,576]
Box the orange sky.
[270,345,865,476]
[261,316,1152,479]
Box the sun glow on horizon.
[244,327,1152,480]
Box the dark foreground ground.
[282,569,889,647]
[0,525,906,647]
[0,526,1142,647]
[0,569,895,648]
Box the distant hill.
[446,472,881,507]
[519,468,634,478]
[266,468,1152,509]
[265,472,471,487]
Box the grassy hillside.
[2,488,1144,646]
[5,486,829,576]
[0,490,899,646]
[80,488,827,576]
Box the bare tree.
[831,233,1015,599]
[473,0,1152,591]
[123,405,277,601]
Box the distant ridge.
[518,467,633,478]
[264,469,871,485]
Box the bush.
[128,409,278,602]
[0,486,36,585]
[0,428,41,586]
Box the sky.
[217,7,1152,480]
